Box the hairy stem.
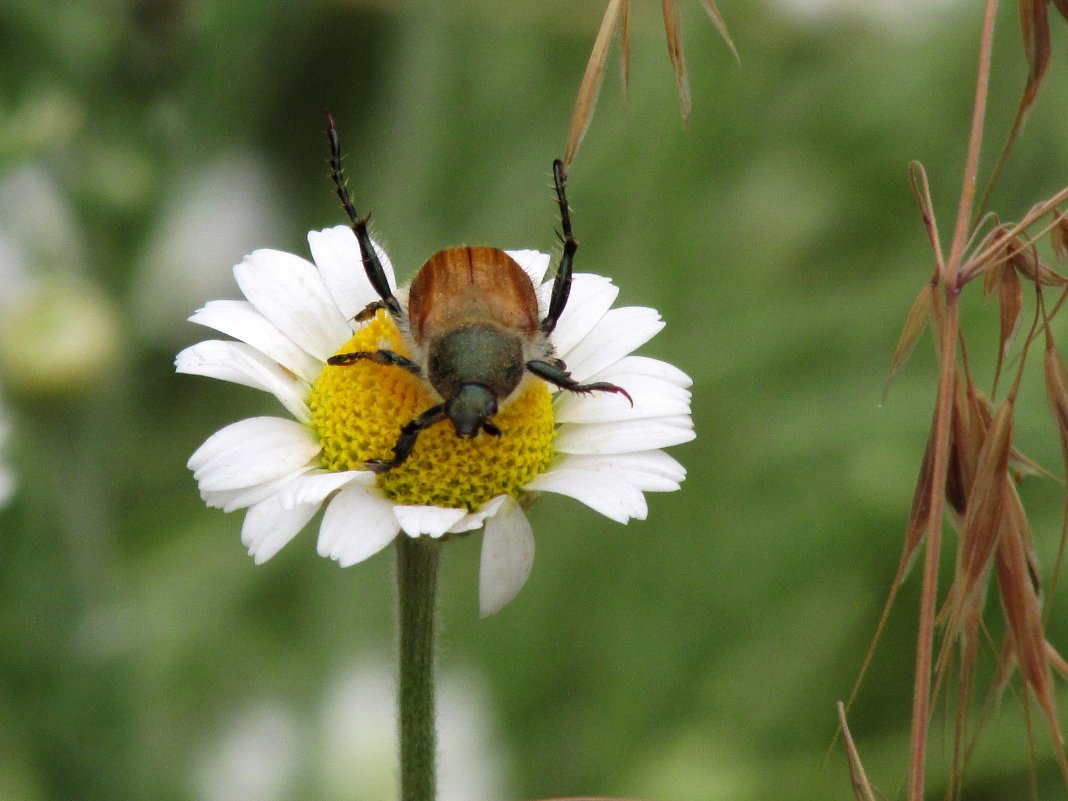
[397,535,441,801]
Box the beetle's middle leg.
[328,349,422,375]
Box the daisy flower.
[178,226,693,615]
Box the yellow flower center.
[309,312,555,510]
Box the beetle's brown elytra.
[407,247,540,342]
[324,112,632,473]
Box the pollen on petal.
[309,312,555,510]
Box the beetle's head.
[446,384,498,438]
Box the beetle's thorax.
[427,323,525,401]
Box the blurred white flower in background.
[772,0,962,32]
[131,152,289,345]
[0,164,121,398]
[194,701,301,801]
[0,165,86,309]
[0,396,13,508]
[194,662,509,801]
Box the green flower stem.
[396,534,441,801]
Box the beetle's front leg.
[366,404,446,473]
[526,359,633,405]
[326,112,402,318]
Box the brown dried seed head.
[996,262,1023,381]
[883,283,933,401]
[1020,0,1052,101]
[1053,212,1068,261]
[698,0,740,62]
[994,500,1068,777]
[982,261,1004,296]
[662,0,692,124]
[565,0,627,168]
[1044,345,1068,474]
[949,399,1013,634]
[1006,234,1067,285]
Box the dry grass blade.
[620,0,631,95]
[837,702,879,801]
[564,0,627,167]
[662,0,692,125]
[883,283,934,402]
[697,0,740,62]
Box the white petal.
[176,340,311,424]
[317,484,400,566]
[559,306,665,382]
[234,249,351,362]
[506,249,551,287]
[241,493,321,564]
[553,373,691,424]
[188,417,321,492]
[547,451,686,493]
[308,226,396,323]
[479,497,534,617]
[276,469,374,510]
[448,495,508,534]
[188,299,321,381]
[525,468,648,523]
[394,505,469,539]
[606,355,693,388]
[201,464,319,512]
[544,273,619,357]
[554,415,695,455]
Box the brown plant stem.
[908,3,998,800]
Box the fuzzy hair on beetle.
[324,112,632,473]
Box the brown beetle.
[325,114,631,473]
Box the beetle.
[324,113,632,473]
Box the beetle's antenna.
[324,111,401,316]
[540,159,578,336]
[325,111,361,228]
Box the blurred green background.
[2,0,1068,799]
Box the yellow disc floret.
[309,312,555,510]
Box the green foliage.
[2,1,1068,799]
